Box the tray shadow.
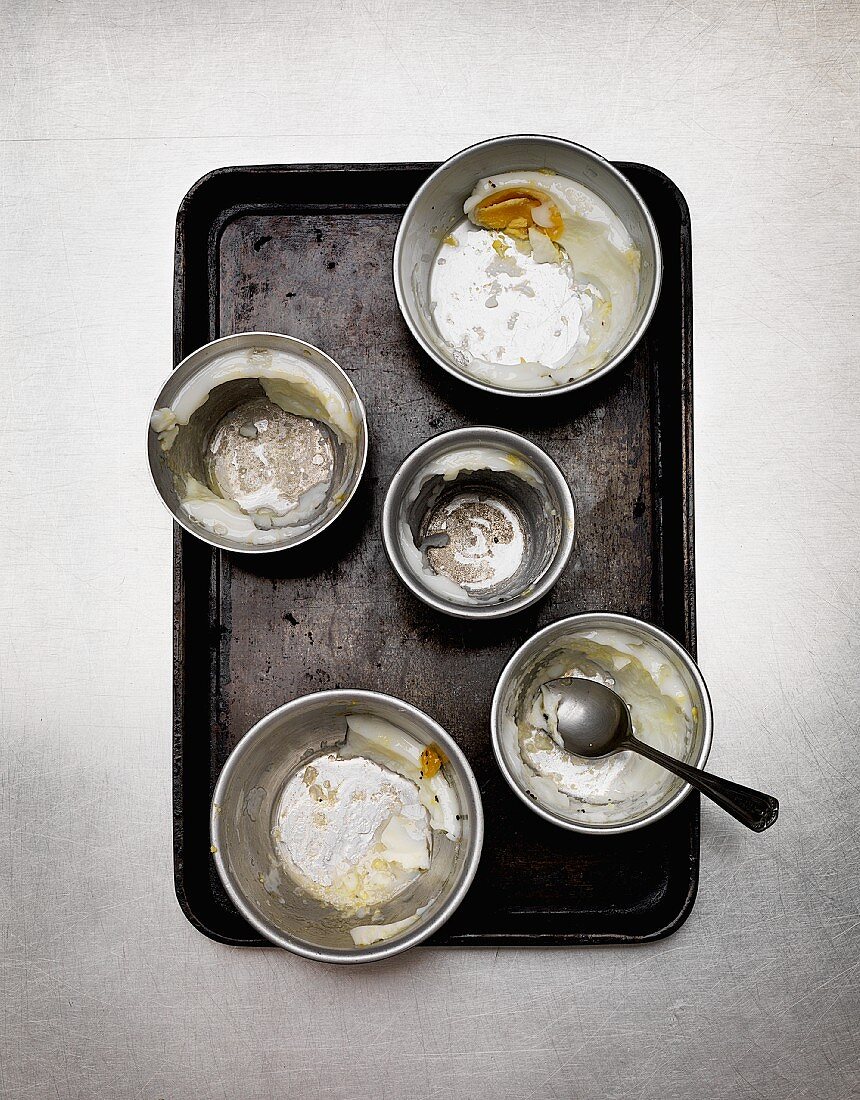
[410,338,637,436]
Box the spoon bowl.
[544,676,631,757]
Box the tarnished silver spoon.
[544,677,779,832]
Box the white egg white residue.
[426,494,524,592]
[432,225,595,368]
[156,345,357,444]
[406,447,542,495]
[349,901,435,947]
[271,714,460,944]
[178,475,325,546]
[397,446,541,605]
[429,171,641,391]
[273,753,430,913]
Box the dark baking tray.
[172,161,696,947]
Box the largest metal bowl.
[211,690,484,963]
[393,134,662,397]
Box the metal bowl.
[492,613,712,833]
[147,332,368,553]
[393,134,662,397]
[211,690,484,963]
[382,426,575,620]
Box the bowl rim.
[146,330,369,554]
[381,425,576,620]
[392,133,664,398]
[490,612,713,834]
[210,688,485,963]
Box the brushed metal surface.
[1,1,857,1098]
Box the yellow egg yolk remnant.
[472,188,564,242]
[420,745,446,779]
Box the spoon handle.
[622,739,779,832]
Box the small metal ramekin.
[382,426,575,620]
[492,613,713,833]
[147,332,368,553]
[211,690,484,963]
[393,134,662,397]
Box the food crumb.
[420,744,446,779]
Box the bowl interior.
[212,692,482,959]
[395,135,661,394]
[493,615,711,832]
[384,430,573,617]
[148,333,367,553]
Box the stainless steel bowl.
[382,426,575,620]
[147,332,368,553]
[393,134,662,397]
[211,690,484,963]
[492,613,713,833]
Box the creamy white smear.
[271,714,461,945]
[273,753,430,912]
[399,447,541,606]
[428,171,641,391]
[431,225,595,369]
[425,494,524,592]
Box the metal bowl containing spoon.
[492,612,778,835]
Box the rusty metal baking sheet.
[172,161,697,947]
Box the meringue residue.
[273,753,430,912]
[399,447,544,606]
[430,170,641,391]
[272,714,460,945]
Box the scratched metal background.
[1,1,858,1097]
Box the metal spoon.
[544,677,779,832]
